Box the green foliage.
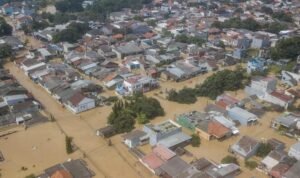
[133,16,144,22]
[175,34,205,46]
[162,28,173,37]
[85,0,151,21]
[53,22,90,43]
[256,143,272,157]
[244,160,258,170]
[167,88,197,104]
[65,136,74,154]
[195,69,248,99]
[272,11,293,23]
[212,18,261,31]
[55,0,84,13]
[0,17,12,37]
[41,12,77,25]
[271,37,300,60]
[136,112,148,124]
[0,44,12,58]
[221,155,239,165]
[264,22,285,34]
[108,94,164,133]
[267,65,281,74]
[261,6,273,15]
[191,134,201,147]
[25,174,36,178]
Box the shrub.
[245,160,258,170]
[25,174,36,178]
[221,155,239,165]
[256,143,272,157]
[167,88,197,104]
[191,134,201,147]
[65,136,74,154]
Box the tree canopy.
[175,34,205,46]
[195,69,248,99]
[256,143,272,157]
[53,22,90,43]
[55,0,84,13]
[271,37,300,60]
[108,94,164,133]
[0,17,12,37]
[167,88,197,104]
[221,155,239,165]
[212,18,261,31]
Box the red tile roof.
[270,91,293,102]
[141,152,164,170]
[51,170,73,178]
[208,121,230,139]
[68,92,86,106]
[153,145,176,161]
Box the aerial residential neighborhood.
[0,0,300,178]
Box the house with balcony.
[115,75,158,96]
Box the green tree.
[0,44,12,58]
[55,0,84,13]
[272,11,293,23]
[196,69,248,99]
[25,174,36,178]
[0,17,12,37]
[245,160,258,170]
[108,109,135,133]
[65,136,74,154]
[167,88,197,104]
[256,143,272,157]
[191,134,201,147]
[136,112,148,124]
[221,155,239,165]
[53,22,90,43]
[271,37,300,60]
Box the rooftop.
[145,120,181,134]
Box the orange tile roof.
[51,170,73,178]
[208,121,230,139]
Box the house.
[3,94,29,106]
[37,159,94,178]
[0,36,24,50]
[176,111,210,131]
[230,136,260,159]
[96,125,115,138]
[272,113,300,131]
[281,70,300,87]
[270,162,294,178]
[216,94,240,109]
[65,92,95,114]
[247,57,267,74]
[282,161,300,178]
[195,120,232,141]
[20,59,47,76]
[205,163,240,178]
[143,120,191,150]
[113,43,143,59]
[245,76,292,108]
[288,142,300,161]
[251,34,271,49]
[259,150,287,173]
[267,138,285,151]
[264,91,294,109]
[160,156,192,178]
[140,145,177,175]
[245,76,277,98]
[122,130,149,148]
[227,107,258,126]
[115,75,158,96]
